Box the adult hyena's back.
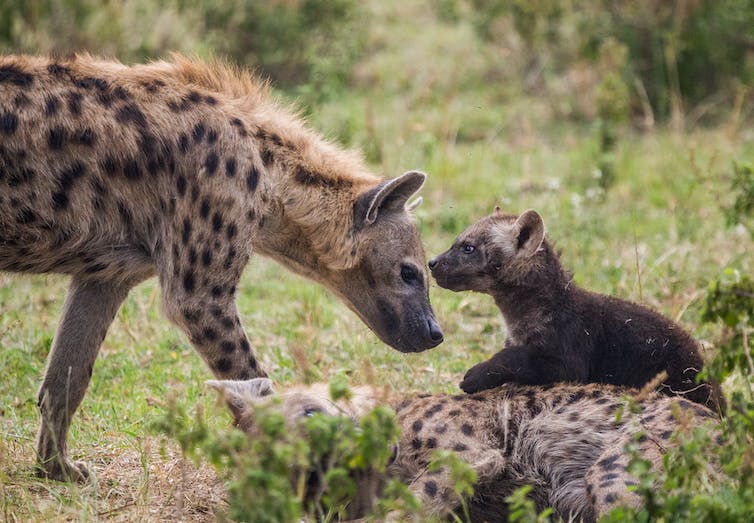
[0,55,258,285]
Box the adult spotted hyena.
[211,378,721,522]
[0,54,443,481]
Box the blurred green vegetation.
[1,0,754,521]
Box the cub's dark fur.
[429,208,724,413]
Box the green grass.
[2,0,754,520]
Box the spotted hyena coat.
[212,379,720,522]
[429,208,725,413]
[0,54,443,481]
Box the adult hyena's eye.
[462,245,475,254]
[303,406,321,417]
[400,264,420,285]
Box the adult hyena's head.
[333,171,443,353]
[429,207,546,293]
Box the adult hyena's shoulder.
[0,55,266,278]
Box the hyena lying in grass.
[210,378,720,522]
[0,54,443,481]
[429,207,724,413]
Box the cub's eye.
[462,245,475,254]
[400,264,420,284]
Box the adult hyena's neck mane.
[159,55,382,272]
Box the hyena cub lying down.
[429,208,725,413]
[209,378,720,522]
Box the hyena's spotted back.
[0,55,266,286]
[213,380,721,522]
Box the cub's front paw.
[460,361,505,393]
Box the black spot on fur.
[16,208,37,224]
[204,328,218,341]
[200,199,210,219]
[220,341,235,353]
[72,128,96,146]
[205,152,219,175]
[205,95,217,105]
[426,438,437,449]
[597,453,621,471]
[294,166,351,190]
[212,213,223,232]
[461,423,474,436]
[48,126,67,149]
[178,133,189,154]
[47,63,71,77]
[226,223,237,240]
[449,409,461,417]
[123,160,141,181]
[202,249,212,266]
[0,111,19,134]
[67,91,83,116]
[101,156,118,175]
[211,286,222,298]
[0,65,33,87]
[193,123,205,143]
[410,438,422,450]
[412,420,423,433]
[225,158,237,177]
[116,104,147,128]
[567,390,586,405]
[260,147,273,166]
[176,175,187,197]
[661,430,673,439]
[183,271,195,293]
[187,90,202,103]
[181,219,191,245]
[51,191,69,210]
[7,168,34,187]
[216,358,232,374]
[424,404,443,419]
[453,443,468,452]
[207,129,218,144]
[604,494,617,504]
[45,95,60,116]
[424,481,438,498]
[246,166,260,192]
[240,339,250,353]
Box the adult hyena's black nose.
[428,257,439,270]
[428,317,443,343]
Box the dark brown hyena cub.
[429,207,724,413]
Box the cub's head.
[429,207,546,292]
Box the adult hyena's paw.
[460,361,506,394]
[37,457,91,483]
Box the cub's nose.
[428,257,439,270]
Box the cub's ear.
[355,170,426,226]
[513,209,545,257]
[206,378,275,423]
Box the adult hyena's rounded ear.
[513,209,545,257]
[355,170,426,227]
[206,378,275,424]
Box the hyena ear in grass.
[207,378,274,428]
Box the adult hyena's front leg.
[159,235,266,381]
[37,278,132,481]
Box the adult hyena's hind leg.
[37,278,134,481]
[157,207,266,380]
